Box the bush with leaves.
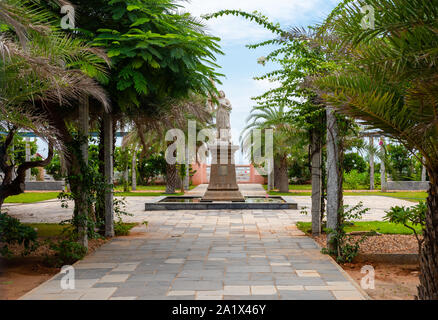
[46,238,87,267]
[0,212,39,258]
[323,202,370,263]
[343,169,368,190]
[384,202,426,253]
[343,152,367,174]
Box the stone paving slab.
[20,208,367,300]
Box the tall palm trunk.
[311,128,322,235]
[165,163,177,194]
[274,159,281,190]
[418,166,438,299]
[326,106,343,250]
[278,156,289,193]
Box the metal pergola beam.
[0,132,129,138]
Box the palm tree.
[241,103,304,193]
[317,0,438,299]
[0,0,109,210]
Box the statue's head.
[218,90,225,98]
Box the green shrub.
[323,202,370,264]
[114,221,131,236]
[46,239,87,267]
[344,170,368,189]
[0,212,38,258]
[384,201,426,251]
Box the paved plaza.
[10,184,415,300]
[21,210,366,300]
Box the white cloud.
[182,0,339,43]
[254,78,281,92]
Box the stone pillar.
[25,137,31,181]
[369,136,374,190]
[380,137,387,192]
[184,146,189,190]
[267,158,274,191]
[326,106,341,247]
[79,96,89,248]
[104,112,114,237]
[131,147,137,191]
[311,130,322,236]
[421,157,427,182]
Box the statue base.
[201,141,244,202]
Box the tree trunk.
[326,106,342,249]
[0,129,53,211]
[311,129,322,236]
[165,163,177,194]
[369,136,375,190]
[278,156,289,193]
[417,167,438,299]
[25,137,31,181]
[95,117,105,228]
[104,113,114,237]
[131,148,137,191]
[274,159,280,190]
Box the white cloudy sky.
[183,0,340,163]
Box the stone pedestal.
[202,141,244,202]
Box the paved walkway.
[9,184,415,300]
[21,209,366,300]
[5,191,415,224]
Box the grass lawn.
[264,184,372,191]
[4,192,60,203]
[263,184,312,190]
[296,221,423,235]
[114,185,195,192]
[267,190,428,202]
[23,223,73,238]
[4,190,187,203]
[115,191,184,197]
[346,191,427,202]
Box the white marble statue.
[209,90,232,141]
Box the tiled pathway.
[21,209,367,300]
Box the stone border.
[144,196,298,211]
[355,253,418,264]
[25,181,65,191]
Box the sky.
[182,0,340,163]
[37,0,341,162]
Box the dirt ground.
[0,238,105,300]
[313,233,419,254]
[344,262,420,300]
[312,233,421,300]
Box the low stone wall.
[25,181,65,191]
[386,181,429,191]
